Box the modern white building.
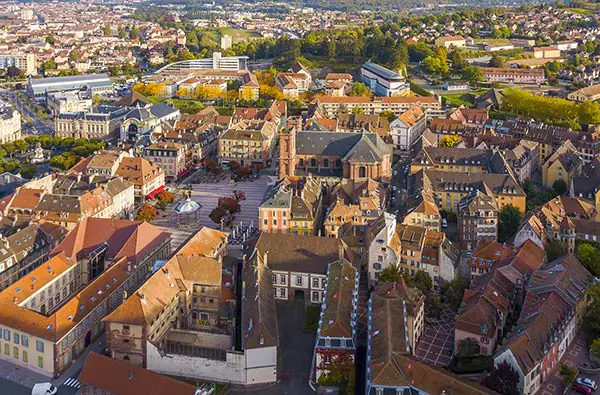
[360,63,410,97]
[156,52,249,73]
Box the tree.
[46,34,56,45]
[443,278,467,310]
[559,363,577,386]
[498,204,521,243]
[439,135,461,148]
[578,100,600,125]
[576,243,600,275]
[351,107,363,114]
[380,110,396,122]
[6,66,23,79]
[348,82,371,97]
[482,361,520,395]
[157,190,176,209]
[19,164,37,179]
[586,283,600,338]
[102,26,112,36]
[136,205,157,222]
[456,338,481,358]
[412,270,433,295]
[590,338,600,360]
[423,55,449,76]
[13,140,28,153]
[316,353,355,395]
[378,265,402,283]
[490,54,504,68]
[132,82,166,97]
[209,206,227,226]
[462,66,483,86]
[552,178,567,195]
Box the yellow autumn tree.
[132,82,166,97]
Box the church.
[278,127,393,182]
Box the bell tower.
[279,126,296,178]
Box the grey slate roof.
[295,131,391,161]
[149,102,178,119]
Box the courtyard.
[414,304,456,367]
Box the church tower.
[279,126,296,178]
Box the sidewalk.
[0,334,106,392]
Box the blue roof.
[362,63,404,81]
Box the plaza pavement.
[154,175,270,250]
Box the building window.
[279,288,286,298]
[312,278,319,288]
[37,356,43,369]
[3,330,9,341]
[21,335,28,347]
[312,292,319,302]
[22,350,27,363]
[13,333,18,345]
[13,347,18,359]
[36,340,44,353]
[3,344,8,356]
[296,276,303,286]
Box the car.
[393,170,397,177]
[573,383,593,395]
[576,377,598,391]
[442,218,448,228]
[31,383,58,395]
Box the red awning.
[177,167,192,177]
[146,185,165,200]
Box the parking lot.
[414,304,456,367]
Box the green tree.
[576,243,600,275]
[412,270,433,295]
[46,34,56,45]
[443,278,467,310]
[456,338,481,358]
[19,164,38,179]
[379,265,402,283]
[348,82,371,97]
[102,26,112,36]
[380,110,396,122]
[13,140,28,153]
[490,54,504,68]
[498,204,522,242]
[462,66,483,86]
[552,178,567,195]
[579,100,600,125]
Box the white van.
[31,383,58,395]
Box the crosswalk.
[63,378,80,388]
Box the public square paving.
[414,304,456,367]
[153,175,270,250]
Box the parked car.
[442,218,448,228]
[576,377,598,391]
[572,383,593,395]
[32,383,58,395]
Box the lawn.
[203,28,262,44]
[567,7,596,15]
[304,305,321,331]
[441,93,477,108]
[166,99,205,114]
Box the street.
[0,88,53,135]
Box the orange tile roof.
[80,352,197,395]
[10,188,44,210]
